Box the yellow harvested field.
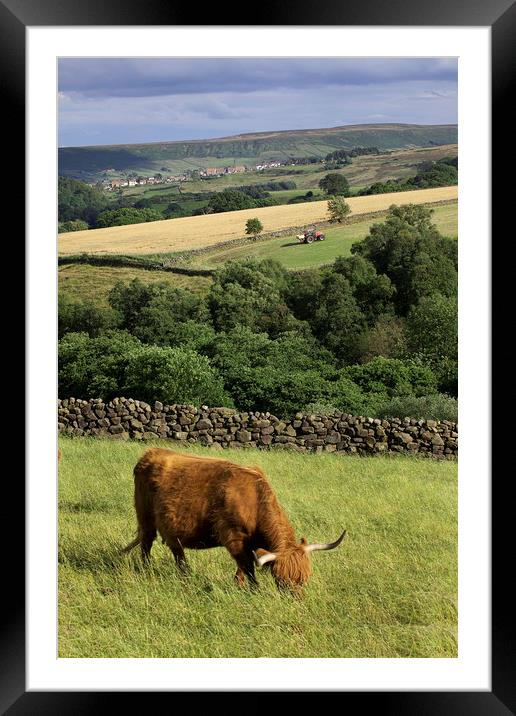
[58,185,458,256]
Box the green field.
[57,201,457,304]
[58,263,212,307]
[58,437,457,658]
[190,201,458,270]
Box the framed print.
[5,0,509,711]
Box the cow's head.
[253,530,346,589]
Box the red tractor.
[296,226,326,244]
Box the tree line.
[58,177,299,231]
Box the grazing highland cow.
[122,448,346,588]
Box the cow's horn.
[253,550,277,567]
[304,530,347,553]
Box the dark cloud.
[58,58,457,98]
[58,58,457,147]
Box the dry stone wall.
[58,398,458,459]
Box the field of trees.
[58,437,457,658]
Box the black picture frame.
[7,0,508,712]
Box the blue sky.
[58,58,458,147]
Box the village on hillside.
[99,160,283,190]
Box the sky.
[58,58,458,148]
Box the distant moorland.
[59,123,458,182]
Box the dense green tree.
[352,204,457,314]
[96,207,162,228]
[204,327,338,415]
[133,315,215,351]
[405,293,458,396]
[209,282,302,337]
[130,292,212,346]
[108,279,159,333]
[109,280,211,344]
[208,189,256,213]
[58,293,118,339]
[58,330,142,399]
[327,374,384,417]
[205,326,271,374]
[212,258,279,292]
[58,177,109,225]
[333,255,396,324]
[318,173,350,196]
[229,368,333,417]
[311,273,366,363]
[285,268,325,323]
[209,259,297,337]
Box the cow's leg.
[225,535,257,587]
[140,527,157,562]
[166,538,189,573]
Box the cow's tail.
[120,451,156,555]
[120,535,141,554]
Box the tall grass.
[58,437,457,658]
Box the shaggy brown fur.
[122,448,313,587]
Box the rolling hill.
[59,123,458,182]
[58,185,458,256]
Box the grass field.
[58,200,457,304]
[190,201,458,270]
[58,263,212,306]
[58,186,458,257]
[58,437,457,658]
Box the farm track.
[58,185,458,257]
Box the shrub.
[226,368,333,417]
[327,375,383,417]
[344,357,438,398]
[375,394,458,422]
[327,196,351,223]
[123,345,232,406]
[58,330,142,399]
[355,314,408,363]
[245,218,264,237]
[58,219,89,233]
[58,293,118,339]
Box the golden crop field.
[58,185,458,256]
